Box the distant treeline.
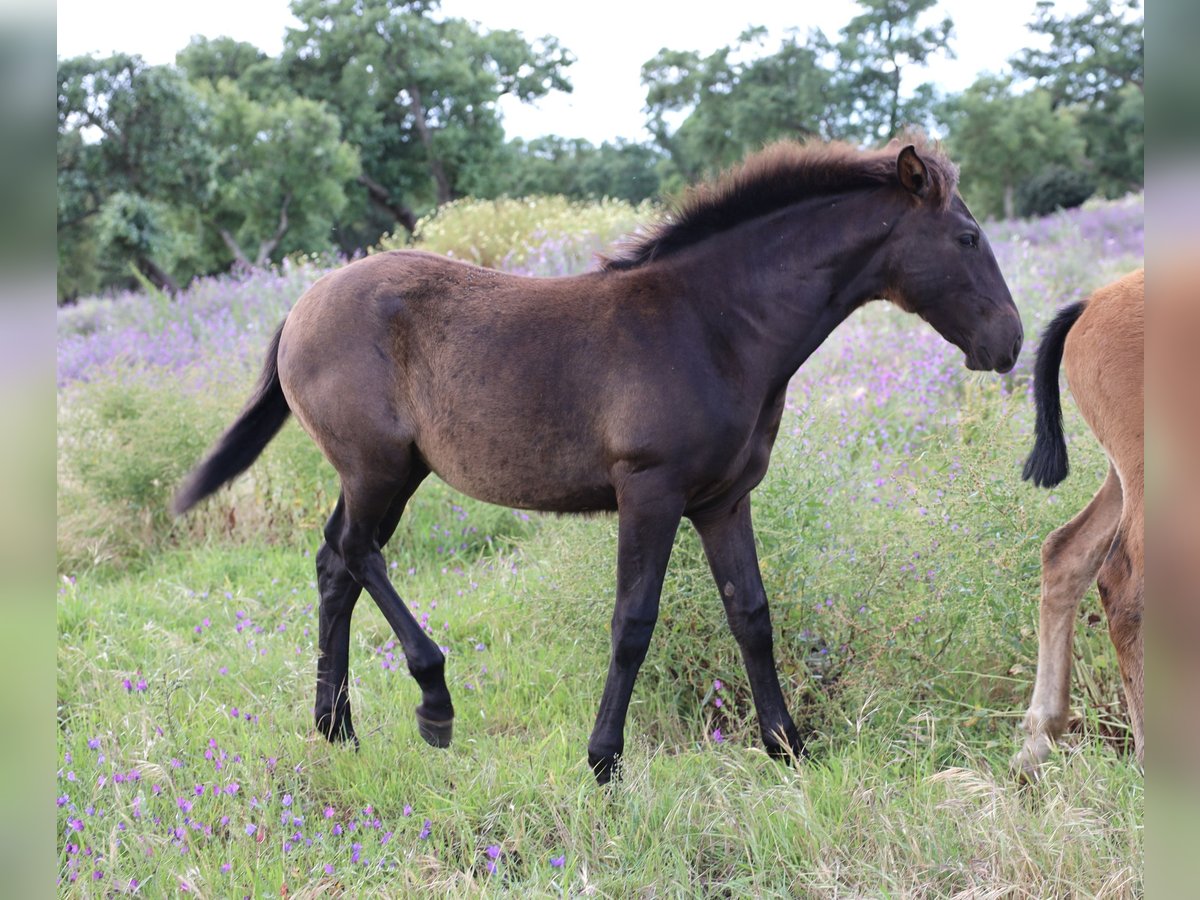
[57,0,1142,302]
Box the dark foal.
[175,140,1022,784]
[1017,269,1144,778]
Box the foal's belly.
[430,461,619,514]
[417,426,620,514]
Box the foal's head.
[883,145,1023,373]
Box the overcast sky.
[56,0,1095,144]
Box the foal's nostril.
[1012,334,1023,362]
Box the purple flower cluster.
[56,556,548,889]
[57,261,320,388]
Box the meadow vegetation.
[379,195,653,274]
[57,195,1144,896]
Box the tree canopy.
[56,0,1143,302]
[280,0,572,245]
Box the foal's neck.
[672,188,903,389]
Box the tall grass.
[56,195,1144,895]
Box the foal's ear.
[897,145,929,198]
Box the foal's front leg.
[693,497,803,760]
[587,484,683,784]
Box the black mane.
[602,139,959,271]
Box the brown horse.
[1017,269,1144,778]
[175,141,1023,784]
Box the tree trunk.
[408,84,453,206]
[357,173,419,234]
[218,228,253,269]
[254,193,292,267]
[1003,182,1015,220]
[136,255,180,295]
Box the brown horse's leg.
[315,465,429,745]
[693,497,803,760]
[1015,466,1122,779]
[587,480,684,784]
[314,498,360,744]
[333,465,454,749]
[1098,511,1145,769]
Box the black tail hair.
[173,322,291,515]
[1022,301,1087,488]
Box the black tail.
[1022,300,1086,488]
[173,323,291,515]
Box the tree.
[281,0,573,246]
[57,53,216,297]
[500,137,664,204]
[940,76,1088,219]
[641,28,836,188]
[1011,0,1143,196]
[1012,0,1143,107]
[197,80,360,268]
[831,0,954,143]
[176,36,292,103]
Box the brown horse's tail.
[172,322,291,516]
[1022,300,1087,488]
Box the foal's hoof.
[416,711,453,748]
[764,726,807,764]
[1013,734,1053,784]
[588,751,619,786]
[316,712,358,748]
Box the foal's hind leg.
[1015,466,1121,779]
[314,503,361,743]
[315,465,428,744]
[693,498,803,760]
[329,461,454,748]
[1097,496,1144,768]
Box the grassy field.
[56,196,1144,896]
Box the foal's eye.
[958,232,979,249]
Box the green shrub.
[379,195,654,274]
[1017,165,1097,218]
[57,373,333,574]
[57,370,540,577]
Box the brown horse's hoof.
[416,711,453,748]
[588,751,619,786]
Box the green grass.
[56,200,1144,895]
[56,394,1142,895]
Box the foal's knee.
[610,611,657,669]
[726,598,773,654]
